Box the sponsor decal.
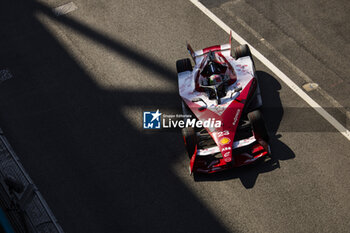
[219,137,231,145]
[224,157,232,162]
[217,130,229,137]
[232,109,241,126]
[215,105,225,115]
[223,152,230,157]
[222,147,231,152]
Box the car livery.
[176,33,270,174]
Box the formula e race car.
[176,33,270,174]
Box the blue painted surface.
[0,208,15,233]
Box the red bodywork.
[182,45,269,174]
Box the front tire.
[182,127,197,158]
[247,109,269,142]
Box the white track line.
[189,0,350,141]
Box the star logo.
[143,110,162,129]
[150,109,161,122]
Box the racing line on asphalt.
[189,0,350,141]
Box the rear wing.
[186,31,233,64]
[186,42,196,63]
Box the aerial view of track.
[0,0,349,232]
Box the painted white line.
[189,0,350,141]
[53,2,78,16]
[0,69,13,84]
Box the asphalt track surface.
[0,0,349,233]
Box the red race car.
[176,33,270,174]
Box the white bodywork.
[178,44,261,116]
[178,43,263,157]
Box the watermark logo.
[143,110,162,129]
[143,109,222,130]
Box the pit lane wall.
[0,127,64,233]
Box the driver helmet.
[208,74,223,86]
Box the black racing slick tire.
[232,44,252,60]
[247,110,269,142]
[176,58,192,73]
[182,127,197,158]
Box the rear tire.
[182,127,197,158]
[247,110,269,142]
[176,58,192,73]
[232,44,252,59]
